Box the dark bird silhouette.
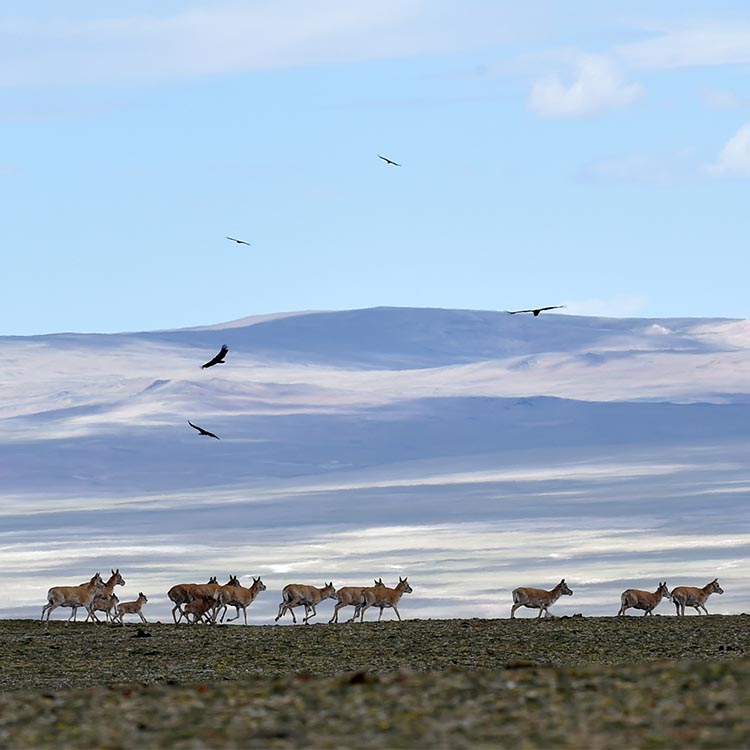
[201,345,228,369]
[226,236,251,246]
[188,421,220,440]
[378,154,401,167]
[507,305,566,317]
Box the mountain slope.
[1,307,749,622]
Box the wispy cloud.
[580,150,698,187]
[0,2,513,87]
[616,22,750,71]
[701,86,742,110]
[706,122,750,179]
[529,53,643,118]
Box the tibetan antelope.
[354,577,413,623]
[209,575,242,624]
[90,593,119,623]
[618,582,670,616]
[670,579,724,616]
[167,576,218,623]
[114,592,148,624]
[329,579,384,623]
[275,582,336,624]
[182,597,215,624]
[511,579,573,618]
[218,576,267,625]
[41,573,104,623]
[86,568,126,623]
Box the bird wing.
[188,421,220,440]
[201,345,228,368]
[539,305,565,312]
[226,236,250,245]
[507,309,533,315]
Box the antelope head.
[399,577,413,594]
[560,579,573,596]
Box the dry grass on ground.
[1,616,748,748]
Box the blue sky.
[4,1,750,334]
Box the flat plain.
[1,615,749,748]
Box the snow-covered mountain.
[2,307,748,622]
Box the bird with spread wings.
[506,305,566,317]
[378,154,401,167]
[188,421,220,440]
[226,236,251,246]
[201,345,228,369]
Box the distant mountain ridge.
[3,306,747,370]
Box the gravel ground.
[1,616,749,748]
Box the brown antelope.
[618,582,670,616]
[511,579,573,618]
[329,578,384,624]
[167,576,218,623]
[670,579,724,616]
[90,593,120,623]
[218,576,267,625]
[209,575,242,624]
[354,577,413,623]
[275,582,336,624]
[41,572,104,623]
[182,597,215,624]
[86,568,126,623]
[114,592,148,623]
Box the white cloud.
[529,53,643,118]
[581,150,697,186]
[707,122,750,178]
[702,87,742,110]
[0,2,515,87]
[617,22,750,71]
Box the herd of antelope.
[39,569,727,624]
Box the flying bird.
[226,236,251,246]
[507,305,566,317]
[378,154,401,167]
[201,345,228,369]
[188,421,220,440]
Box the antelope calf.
[168,576,218,623]
[86,568,126,623]
[618,582,670,616]
[219,576,267,625]
[41,573,104,623]
[511,579,573,618]
[90,593,120,623]
[182,597,215,624]
[275,582,336,624]
[670,578,724,616]
[114,592,149,624]
[354,577,413,623]
[329,578,384,623]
